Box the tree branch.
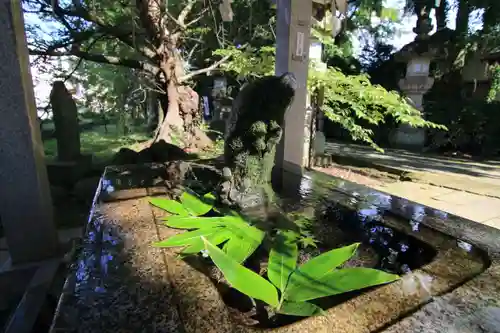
[62,34,104,82]
[165,0,205,32]
[135,0,162,45]
[178,54,231,82]
[29,48,157,73]
[78,8,157,59]
[186,8,209,27]
[45,0,158,59]
[165,11,184,28]
[178,0,197,27]
[61,56,84,83]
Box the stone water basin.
[49,163,500,333]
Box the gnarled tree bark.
[27,0,229,151]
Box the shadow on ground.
[325,142,500,181]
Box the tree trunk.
[455,0,470,37]
[145,90,159,132]
[435,0,448,31]
[154,80,212,151]
[483,2,500,34]
[151,43,211,151]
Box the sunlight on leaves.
[268,234,298,292]
[203,238,280,308]
[150,198,189,216]
[285,267,400,302]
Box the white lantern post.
[309,38,327,157]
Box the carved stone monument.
[46,82,92,187]
[218,73,297,209]
[50,81,81,161]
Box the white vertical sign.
[295,31,304,57]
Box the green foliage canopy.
[214,46,446,151]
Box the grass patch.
[44,124,151,163]
[41,118,95,131]
[43,121,226,163]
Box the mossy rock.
[218,73,297,209]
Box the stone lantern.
[390,28,450,150]
[391,54,434,150]
[308,38,327,158]
[211,76,231,122]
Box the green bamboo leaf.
[286,243,359,297]
[149,198,189,216]
[223,236,261,263]
[203,238,279,308]
[180,237,205,254]
[268,235,298,291]
[163,216,226,229]
[225,224,264,261]
[203,192,217,204]
[153,227,221,248]
[180,191,214,216]
[222,216,265,245]
[213,208,240,217]
[277,301,324,317]
[181,229,233,254]
[285,268,400,302]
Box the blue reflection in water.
[102,227,119,246]
[433,209,449,220]
[457,240,473,252]
[86,230,97,243]
[367,191,392,208]
[412,206,425,222]
[75,252,96,289]
[410,220,420,232]
[101,178,115,194]
[100,251,114,276]
[401,264,411,274]
[323,201,436,275]
[358,207,379,224]
[400,242,409,252]
[94,285,106,293]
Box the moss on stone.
[219,73,296,208]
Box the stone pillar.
[391,57,435,150]
[275,0,312,175]
[0,0,58,264]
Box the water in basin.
[100,164,489,329]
